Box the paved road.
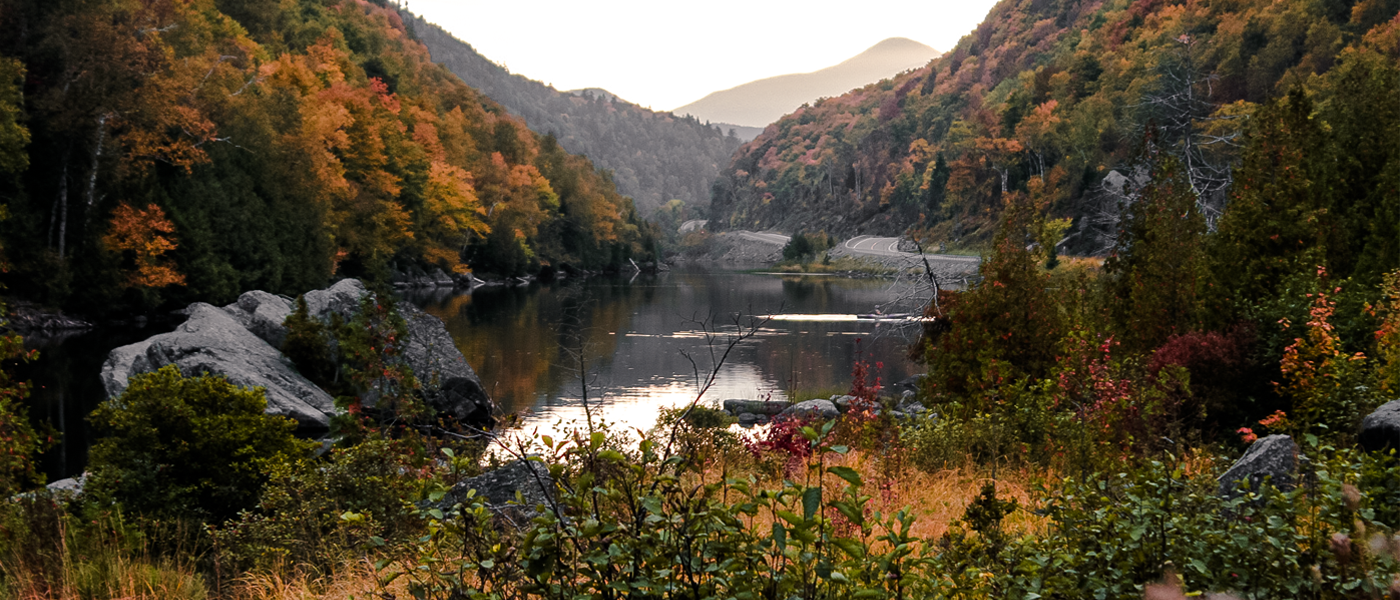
[734,231,791,245]
[842,236,981,263]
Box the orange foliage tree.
[102,203,185,288]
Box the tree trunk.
[84,114,110,220]
[56,154,69,259]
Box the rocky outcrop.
[303,278,370,322]
[1361,399,1400,452]
[222,291,293,347]
[428,377,496,429]
[723,399,789,416]
[435,459,554,526]
[400,302,479,389]
[101,303,338,427]
[6,301,93,333]
[1218,434,1298,497]
[779,399,841,420]
[390,263,457,289]
[100,279,496,431]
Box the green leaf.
[828,466,863,487]
[541,435,554,448]
[833,538,866,559]
[598,449,626,462]
[773,522,787,551]
[590,431,605,449]
[441,447,455,458]
[803,487,822,521]
[830,445,850,455]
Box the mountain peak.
[672,39,939,128]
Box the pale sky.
[405,0,1003,111]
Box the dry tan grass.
[226,561,384,600]
[1,554,208,600]
[689,447,1055,542]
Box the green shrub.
[212,436,432,574]
[280,295,336,391]
[85,365,315,522]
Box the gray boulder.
[222,290,293,347]
[1218,434,1298,497]
[778,399,841,421]
[831,395,859,412]
[737,412,769,427]
[428,377,496,430]
[46,473,86,499]
[891,374,927,395]
[437,459,554,526]
[1361,399,1400,452]
[723,399,789,416]
[399,302,480,388]
[303,278,369,323]
[100,303,337,427]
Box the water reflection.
[410,267,925,439]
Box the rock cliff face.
[100,279,494,430]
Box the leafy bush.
[212,436,433,574]
[280,295,336,390]
[85,365,315,522]
[370,422,1400,600]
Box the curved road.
[842,235,981,263]
[723,231,980,266]
[734,231,791,245]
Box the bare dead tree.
[1131,35,1244,232]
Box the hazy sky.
[405,0,1002,111]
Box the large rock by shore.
[100,279,494,430]
[100,303,337,427]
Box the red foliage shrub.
[1147,325,1260,431]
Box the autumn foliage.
[0,0,659,314]
[101,203,185,288]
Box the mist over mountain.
[673,37,940,128]
[404,13,742,215]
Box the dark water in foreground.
[21,267,924,481]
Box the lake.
[21,266,927,481]
[408,266,927,442]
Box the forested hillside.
[711,0,1400,249]
[0,0,658,315]
[403,12,743,217]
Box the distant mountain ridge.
[404,13,742,215]
[674,38,939,128]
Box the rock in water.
[100,303,337,427]
[399,302,480,387]
[436,459,554,526]
[722,399,789,416]
[1361,399,1400,452]
[1217,434,1298,497]
[428,376,496,429]
[778,399,841,420]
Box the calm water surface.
[23,267,925,480]
[409,266,925,441]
